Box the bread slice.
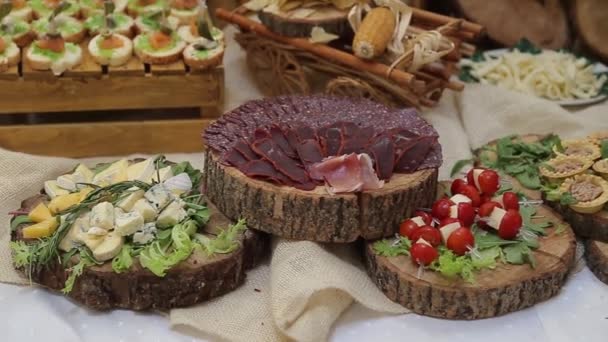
[169,6,198,25]
[133,33,185,64]
[8,6,33,22]
[0,40,21,72]
[32,15,86,43]
[85,13,134,38]
[30,0,81,19]
[183,41,224,70]
[25,41,82,75]
[88,33,133,66]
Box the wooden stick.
[216,8,417,87]
[461,42,476,57]
[411,7,484,37]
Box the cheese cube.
[73,163,94,183]
[449,205,459,218]
[116,187,145,211]
[410,216,426,226]
[93,159,129,187]
[164,173,193,195]
[92,232,124,261]
[487,207,506,230]
[147,166,174,183]
[144,184,173,210]
[89,202,115,230]
[472,169,484,190]
[44,180,69,199]
[132,198,157,223]
[133,223,157,244]
[115,210,144,236]
[56,174,78,191]
[127,157,156,182]
[416,237,432,247]
[156,200,187,228]
[450,194,472,204]
[28,203,53,223]
[87,227,108,236]
[440,222,461,244]
[59,222,84,252]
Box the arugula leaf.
[112,244,133,273]
[474,231,519,249]
[450,159,473,177]
[471,246,500,269]
[520,206,551,236]
[601,140,608,159]
[10,215,32,231]
[555,224,567,235]
[503,242,536,267]
[373,237,411,257]
[62,248,96,294]
[560,192,578,205]
[61,248,78,266]
[10,241,33,268]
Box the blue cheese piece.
[116,187,145,211]
[89,202,115,230]
[156,200,187,228]
[44,180,69,199]
[144,184,173,210]
[133,223,157,245]
[115,209,144,236]
[58,213,88,252]
[132,198,157,223]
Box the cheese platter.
[9,156,268,310]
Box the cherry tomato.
[410,243,439,266]
[414,210,433,225]
[450,179,467,196]
[478,201,503,217]
[499,209,522,240]
[480,193,493,205]
[502,192,520,211]
[399,219,421,239]
[439,217,462,227]
[477,169,500,195]
[410,226,442,247]
[458,185,481,207]
[446,227,475,256]
[432,198,454,220]
[466,168,478,185]
[456,202,476,226]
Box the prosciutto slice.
[310,153,384,194]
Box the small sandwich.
[134,9,178,34]
[32,13,85,43]
[85,12,133,37]
[0,34,20,71]
[126,0,164,17]
[1,5,33,46]
[80,0,127,18]
[30,0,80,19]
[181,20,223,70]
[7,0,32,22]
[177,20,223,44]
[134,26,185,64]
[88,32,132,66]
[168,0,198,25]
[25,33,82,74]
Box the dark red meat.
[369,134,395,180]
[296,139,324,166]
[251,138,311,184]
[269,125,297,158]
[234,139,259,161]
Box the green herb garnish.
[10,215,32,231]
[111,244,134,273]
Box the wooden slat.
[0,68,222,113]
[108,56,146,76]
[64,39,103,78]
[0,119,212,157]
[149,60,187,76]
[21,46,55,80]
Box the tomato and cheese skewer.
[399,215,428,239]
[409,226,441,247]
[447,194,476,226]
[467,168,500,196]
[410,238,438,266]
[483,206,523,239]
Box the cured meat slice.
[234,140,259,161]
[296,139,324,166]
[269,125,297,158]
[240,159,290,184]
[295,126,316,141]
[223,149,248,168]
[358,153,385,190]
[395,136,436,172]
[310,153,384,194]
[251,138,311,184]
[254,128,271,140]
[369,135,395,180]
[319,127,342,157]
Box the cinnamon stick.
[411,7,484,37]
[216,8,417,87]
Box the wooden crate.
[0,40,224,157]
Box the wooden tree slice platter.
[574,0,608,62]
[258,6,352,38]
[11,195,269,311]
[476,134,608,243]
[204,151,438,243]
[585,239,608,285]
[365,190,577,319]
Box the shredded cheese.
[462,50,607,100]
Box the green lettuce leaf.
[430,248,475,283]
[112,244,133,273]
[196,219,247,255]
[62,248,96,294]
[372,237,411,257]
[10,215,32,231]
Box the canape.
[0,33,20,71]
[25,33,82,74]
[126,0,164,17]
[183,38,223,70]
[168,0,197,25]
[85,12,133,37]
[1,12,33,46]
[133,28,185,64]
[177,19,223,44]
[80,0,127,18]
[134,9,178,34]
[32,13,85,43]
[88,31,132,66]
[7,0,32,22]
[30,0,80,19]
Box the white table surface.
[2,26,607,342]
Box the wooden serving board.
[0,40,225,157]
[365,182,577,320]
[204,151,438,243]
[586,239,608,285]
[476,134,608,243]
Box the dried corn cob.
[353,7,396,59]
